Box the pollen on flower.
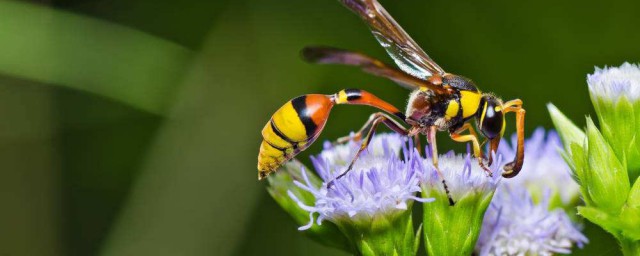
[287,133,434,230]
[588,62,640,101]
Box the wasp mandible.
[257,0,525,202]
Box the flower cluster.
[549,62,640,255]
[289,134,432,229]
[477,188,587,256]
[497,128,579,204]
[476,128,587,255]
[267,129,589,255]
[278,134,430,255]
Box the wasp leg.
[414,133,423,156]
[327,112,408,187]
[487,137,501,167]
[450,123,493,176]
[502,99,525,178]
[335,110,408,145]
[426,126,456,206]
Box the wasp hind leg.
[450,123,493,177]
[327,112,408,188]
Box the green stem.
[621,239,640,256]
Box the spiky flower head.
[289,134,432,229]
[498,128,580,206]
[476,187,588,256]
[288,133,432,255]
[420,150,502,256]
[476,128,588,255]
[588,62,640,101]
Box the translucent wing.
[340,0,445,79]
[302,46,445,93]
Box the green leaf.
[585,117,630,213]
[548,103,586,155]
[577,206,621,240]
[619,207,640,240]
[413,224,422,256]
[360,241,376,256]
[629,177,640,208]
[0,1,192,114]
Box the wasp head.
[476,94,505,139]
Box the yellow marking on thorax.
[271,102,308,142]
[445,100,460,120]
[479,101,488,129]
[460,90,482,118]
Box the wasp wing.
[302,46,445,93]
[340,0,445,79]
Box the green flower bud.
[588,63,640,182]
[549,66,640,255]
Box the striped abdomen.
[258,94,333,179]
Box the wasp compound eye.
[477,97,504,139]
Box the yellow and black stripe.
[257,89,405,179]
[258,94,333,179]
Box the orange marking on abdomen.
[257,94,335,179]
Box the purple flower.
[419,150,502,200]
[588,62,640,101]
[498,127,580,204]
[477,128,588,255]
[476,187,588,256]
[288,133,433,230]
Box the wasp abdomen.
[258,94,334,179]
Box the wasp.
[257,0,525,203]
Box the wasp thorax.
[405,89,445,127]
[476,95,505,139]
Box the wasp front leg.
[450,123,493,176]
[502,99,525,178]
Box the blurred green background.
[0,0,637,255]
